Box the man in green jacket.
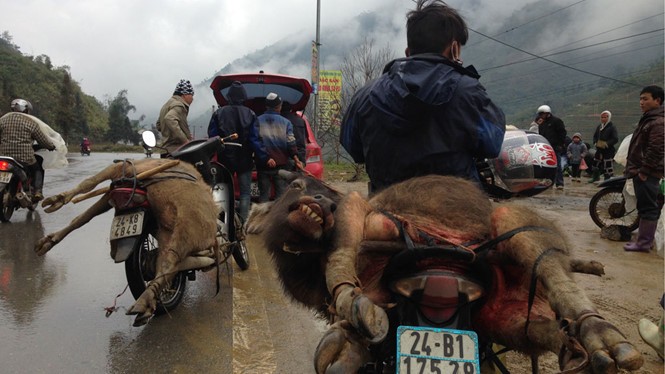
[157,79,194,154]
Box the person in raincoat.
[340,0,505,194]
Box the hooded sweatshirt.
[340,54,505,191]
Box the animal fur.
[35,158,219,326]
[248,172,643,373]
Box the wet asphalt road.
[0,152,325,374]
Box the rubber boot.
[587,169,600,183]
[32,168,45,202]
[638,315,664,360]
[624,219,658,252]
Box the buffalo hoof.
[578,316,644,372]
[34,235,56,256]
[314,320,370,374]
[335,287,389,344]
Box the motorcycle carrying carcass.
[246,129,643,373]
[34,133,249,326]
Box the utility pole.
[313,0,321,137]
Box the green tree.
[55,72,76,140]
[106,90,136,143]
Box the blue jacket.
[340,54,505,192]
[208,105,268,172]
[256,109,297,169]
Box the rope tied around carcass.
[104,284,130,317]
[556,310,606,373]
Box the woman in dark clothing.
[589,110,619,182]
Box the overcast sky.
[2,0,662,121]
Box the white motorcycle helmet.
[10,98,33,113]
[537,105,551,114]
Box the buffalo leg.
[491,205,643,372]
[326,191,399,343]
[35,195,112,255]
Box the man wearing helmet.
[340,0,505,193]
[0,98,56,201]
[536,104,567,189]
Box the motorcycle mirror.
[141,131,157,147]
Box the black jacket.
[539,115,567,153]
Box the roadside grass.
[324,162,368,183]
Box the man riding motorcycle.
[0,98,56,202]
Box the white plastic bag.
[614,134,632,167]
[623,178,637,213]
[13,113,69,169]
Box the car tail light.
[108,188,149,209]
[306,147,321,164]
[0,160,13,171]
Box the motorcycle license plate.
[110,211,144,240]
[396,326,480,374]
[250,182,259,198]
[0,172,11,184]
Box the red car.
[209,72,324,199]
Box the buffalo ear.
[246,202,274,234]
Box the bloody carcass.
[247,172,643,373]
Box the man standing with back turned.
[340,0,505,194]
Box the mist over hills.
[189,0,663,145]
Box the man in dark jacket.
[589,110,619,182]
[623,85,664,252]
[281,101,307,166]
[537,104,567,189]
[340,0,505,194]
[208,81,269,221]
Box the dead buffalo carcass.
[34,158,220,326]
[247,172,643,373]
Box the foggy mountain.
[189,0,664,142]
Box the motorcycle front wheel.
[125,233,187,314]
[589,186,640,231]
[231,213,250,270]
[0,184,15,222]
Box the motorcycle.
[0,155,44,222]
[142,142,152,158]
[589,176,639,231]
[589,176,664,231]
[80,144,91,156]
[110,131,250,315]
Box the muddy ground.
[327,178,664,373]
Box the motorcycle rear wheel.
[589,186,639,231]
[0,184,15,222]
[125,233,187,314]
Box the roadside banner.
[318,70,342,131]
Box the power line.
[482,41,663,85]
[466,0,588,47]
[469,28,644,87]
[481,29,664,71]
[544,12,664,54]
